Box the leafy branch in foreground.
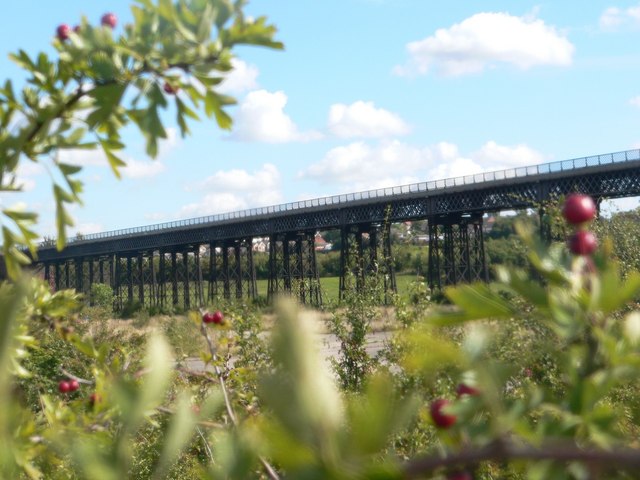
[0,0,283,276]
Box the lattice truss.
[427,214,487,289]
[267,232,322,306]
[339,223,396,302]
[207,240,256,302]
[37,162,640,309]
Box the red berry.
[89,393,101,406]
[430,398,456,429]
[101,12,117,29]
[69,379,80,392]
[202,312,215,323]
[58,380,71,393]
[56,24,71,41]
[562,194,596,225]
[456,383,480,397]
[163,82,178,95]
[212,310,224,324]
[568,230,598,256]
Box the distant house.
[483,215,496,233]
[252,237,269,253]
[314,232,332,252]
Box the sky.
[3,0,640,238]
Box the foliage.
[326,273,381,391]
[3,1,640,479]
[594,207,640,278]
[90,283,114,310]
[0,0,282,277]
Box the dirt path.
[179,331,393,373]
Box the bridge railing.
[53,148,640,246]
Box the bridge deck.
[37,149,640,261]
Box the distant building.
[314,232,332,252]
[252,237,269,253]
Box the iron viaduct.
[34,149,640,310]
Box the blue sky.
[3,0,640,237]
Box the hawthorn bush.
[2,1,640,479]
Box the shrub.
[90,283,114,310]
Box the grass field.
[255,274,425,304]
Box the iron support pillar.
[338,223,396,303]
[427,214,487,289]
[268,232,321,305]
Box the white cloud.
[177,163,283,217]
[218,58,260,94]
[70,223,104,236]
[327,101,411,138]
[630,96,640,107]
[121,159,166,179]
[600,4,640,30]
[59,148,108,168]
[59,128,180,179]
[471,140,547,168]
[301,140,429,186]
[230,90,322,143]
[393,12,574,77]
[301,140,547,192]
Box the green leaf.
[597,268,640,315]
[57,163,82,176]
[86,83,127,129]
[204,91,233,130]
[99,138,126,178]
[152,393,197,478]
[429,283,515,325]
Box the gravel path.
[179,331,393,373]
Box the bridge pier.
[267,231,322,306]
[427,214,487,290]
[339,223,396,302]
[208,240,256,302]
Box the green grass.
[255,274,425,304]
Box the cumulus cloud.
[328,101,411,138]
[301,140,547,192]
[121,159,166,179]
[630,96,640,107]
[59,128,180,179]
[393,11,574,77]
[218,58,260,94]
[599,5,640,30]
[301,140,429,186]
[177,163,284,218]
[69,222,104,237]
[230,90,322,143]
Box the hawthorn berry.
[456,383,480,397]
[430,398,456,429]
[101,12,117,29]
[58,380,71,393]
[69,379,80,392]
[89,393,101,406]
[56,24,71,41]
[562,194,596,225]
[163,82,178,95]
[568,230,598,256]
[211,310,224,324]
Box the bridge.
[35,149,640,310]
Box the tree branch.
[403,440,640,478]
[199,319,280,480]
